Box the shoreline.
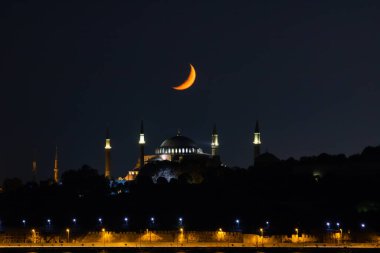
[1,242,380,249]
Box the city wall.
[1,230,379,245]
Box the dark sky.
[1,0,380,182]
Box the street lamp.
[22,219,26,227]
[31,229,36,243]
[360,223,366,229]
[235,219,240,231]
[72,218,77,225]
[295,228,299,243]
[66,228,70,243]
[178,217,183,226]
[98,218,103,226]
[47,219,51,230]
[259,228,264,246]
[150,217,155,228]
[102,228,106,246]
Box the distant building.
[126,126,222,182]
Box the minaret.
[53,146,59,183]
[32,150,37,182]
[211,124,219,157]
[138,121,145,169]
[104,127,111,179]
[253,120,261,163]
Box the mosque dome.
[155,133,203,155]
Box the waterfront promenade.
[1,242,380,249]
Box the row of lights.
[17,218,367,230]
[326,222,366,229]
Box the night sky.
[1,1,380,182]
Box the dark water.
[1,249,380,253]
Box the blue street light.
[235,219,240,231]
[98,218,103,225]
[72,218,77,224]
[47,219,51,225]
[22,219,26,226]
[326,222,331,228]
[361,223,366,229]
[124,217,128,226]
[336,222,340,227]
[178,217,183,226]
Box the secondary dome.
[155,133,203,155]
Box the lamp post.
[260,228,264,246]
[31,229,36,243]
[102,228,106,247]
[339,228,343,244]
[66,228,70,243]
[235,219,240,231]
[295,228,299,243]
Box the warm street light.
[295,228,299,243]
[66,228,70,242]
[102,228,106,246]
[31,229,36,243]
[259,228,264,245]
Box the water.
[0,249,379,253]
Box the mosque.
[45,121,262,184]
[106,121,262,182]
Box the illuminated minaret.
[253,120,261,163]
[32,150,37,182]
[138,120,145,169]
[211,124,219,157]
[53,146,59,183]
[104,127,111,179]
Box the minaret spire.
[32,149,37,182]
[104,127,112,179]
[53,146,59,183]
[139,120,145,169]
[211,124,219,157]
[253,120,261,164]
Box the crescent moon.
[172,64,196,90]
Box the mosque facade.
[103,121,262,183]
